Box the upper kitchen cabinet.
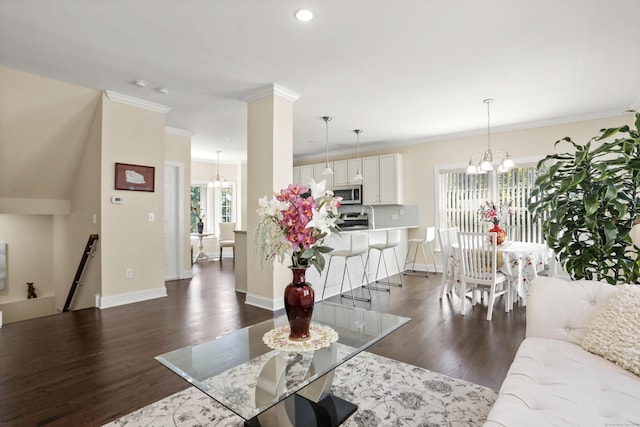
[314,162,334,190]
[298,164,314,187]
[333,158,362,186]
[293,166,301,185]
[362,153,403,205]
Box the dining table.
[446,240,553,306]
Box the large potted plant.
[529,110,640,284]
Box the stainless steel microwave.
[333,185,362,205]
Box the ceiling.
[1,0,639,164]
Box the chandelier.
[466,99,514,174]
[208,150,226,187]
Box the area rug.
[104,351,497,426]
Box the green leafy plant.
[529,110,640,284]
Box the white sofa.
[484,276,640,427]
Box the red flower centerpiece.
[480,200,512,245]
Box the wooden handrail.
[63,234,99,312]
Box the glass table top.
[155,301,410,421]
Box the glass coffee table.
[155,301,410,427]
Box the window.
[219,186,233,223]
[437,163,544,242]
[190,183,235,234]
[190,185,208,233]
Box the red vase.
[284,267,315,341]
[490,224,507,245]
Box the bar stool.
[364,229,403,291]
[321,232,371,305]
[403,226,437,276]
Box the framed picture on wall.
[115,163,155,192]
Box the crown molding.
[241,83,300,103]
[165,126,195,137]
[104,90,172,114]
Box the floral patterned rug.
[104,351,497,427]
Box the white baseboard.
[245,293,281,312]
[98,286,167,309]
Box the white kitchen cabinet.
[334,159,362,186]
[362,153,403,205]
[333,160,348,186]
[293,166,300,185]
[299,164,314,187]
[347,158,363,185]
[379,153,403,204]
[362,156,379,204]
[313,162,333,190]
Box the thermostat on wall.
[111,196,125,204]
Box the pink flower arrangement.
[480,200,512,226]
[256,179,342,273]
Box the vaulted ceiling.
[1,0,639,164]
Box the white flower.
[257,194,287,218]
[327,197,342,215]
[309,178,326,199]
[306,205,337,235]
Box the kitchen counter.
[338,225,417,233]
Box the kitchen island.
[235,225,418,304]
[308,226,417,300]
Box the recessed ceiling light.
[157,87,169,95]
[134,79,148,88]
[295,9,313,22]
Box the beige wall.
[100,94,166,301]
[0,215,54,303]
[0,67,193,322]
[53,98,103,311]
[0,66,101,204]
[0,67,102,320]
[396,113,637,231]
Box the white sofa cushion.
[484,337,640,427]
[581,286,640,376]
[525,277,620,344]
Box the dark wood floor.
[0,259,526,426]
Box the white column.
[243,84,300,311]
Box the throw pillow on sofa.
[581,286,640,376]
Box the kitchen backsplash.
[339,204,419,229]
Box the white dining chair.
[218,222,236,260]
[457,231,510,321]
[438,227,458,299]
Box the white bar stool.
[321,232,371,305]
[403,226,437,276]
[364,229,403,291]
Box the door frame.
[165,161,187,279]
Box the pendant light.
[321,116,333,175]
[466,99,515,174]
[352,129,364,181]
[208,150,223,187]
